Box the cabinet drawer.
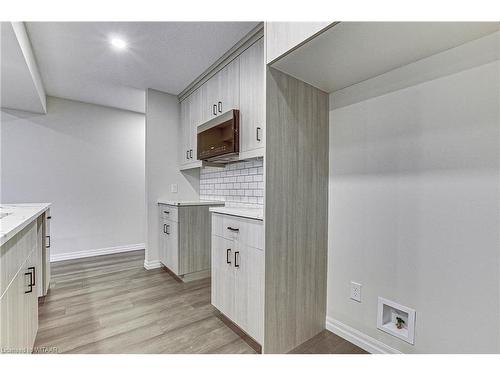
[212,214,264,250]
[159,205,178,222]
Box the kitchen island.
[0,203,51,353]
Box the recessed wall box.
[377,297,416,345]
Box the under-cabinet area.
[2,18,499,357]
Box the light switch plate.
[170,184,178,193]
[350,282,362,302]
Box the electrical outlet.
[170,184,178,193]
[350,282,362,302]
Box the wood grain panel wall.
[265,22,333,64]
[178,206,212,275]
[264,67,329,353]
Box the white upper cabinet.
[239,38,265,155]
[217,58,239,114]
[189,88,202,160]
[179,98,190,166]
[179,89,202,170]
[201,57,240,123]
[178,34,265,170]
[201,73,219,124]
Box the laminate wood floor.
[34,250,366,354]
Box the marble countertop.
[0,203,51,246]
[209,206,264,221]
[158,200,225,207]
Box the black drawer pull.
[218,101,222,113]
[28,266,36,286]
[234,251,240,268]
[256,127,261,141]
[227,226,239,232]
[47,216,52,220]
[190,149,193,159]
[226,249,231,264]
[46,235,51,248]
[164,211,170,214]
[213,104,217,116]
[163,224,167,234]
[166,224,170,235]
[25,272,33,293]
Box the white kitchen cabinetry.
[0,219,45,353]
[179,91,202,170]
[201,58,240,124]
[178,36,265,170]
[239,37,265,157]
[159,202,224,281]
[211,213,264,344]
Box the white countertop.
[158,200,225,207]
[209,206,264,221]
[0,203,51,246]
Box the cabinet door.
[0,258,34,353]
[189,88,203,160]
[233,243,264,343]
[201,74,219,123]
[239,38,265,153]
[211,235,235,319]
[179,98,190,166]
[217,58,239,115]
[25,250,39,350]
[42,209,51,295]
[159,218,168,266]
[165,221,179,274]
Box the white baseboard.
[144,259,162,270]
[50,243,145,262]
[326,317,401,354]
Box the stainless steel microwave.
[197,109,239,163]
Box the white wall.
[145,89,199,268]
[328,58,500,353]
[1,96,146,259]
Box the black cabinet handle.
[256,127,261,141]
[25,272,33,293]
[47,216,52,220]
[46,235,51,248]
[166,224,170,235]
[234,251,240,268]
[186,150,189,159]
[218,101,222,113]
[163,224,167,234]
[164,211,170,214]
[226,249,231,264]
[190,149,193,159]
[227,226,239,232]
[213,104,217,116]
[28,267,36,286]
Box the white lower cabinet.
[0,219,44,353]
[160,218,179,275]
[211,213,264,344]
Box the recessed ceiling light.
[109,36,127,51]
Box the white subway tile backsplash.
[200,157,264,208]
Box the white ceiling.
[25,22,259,113]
